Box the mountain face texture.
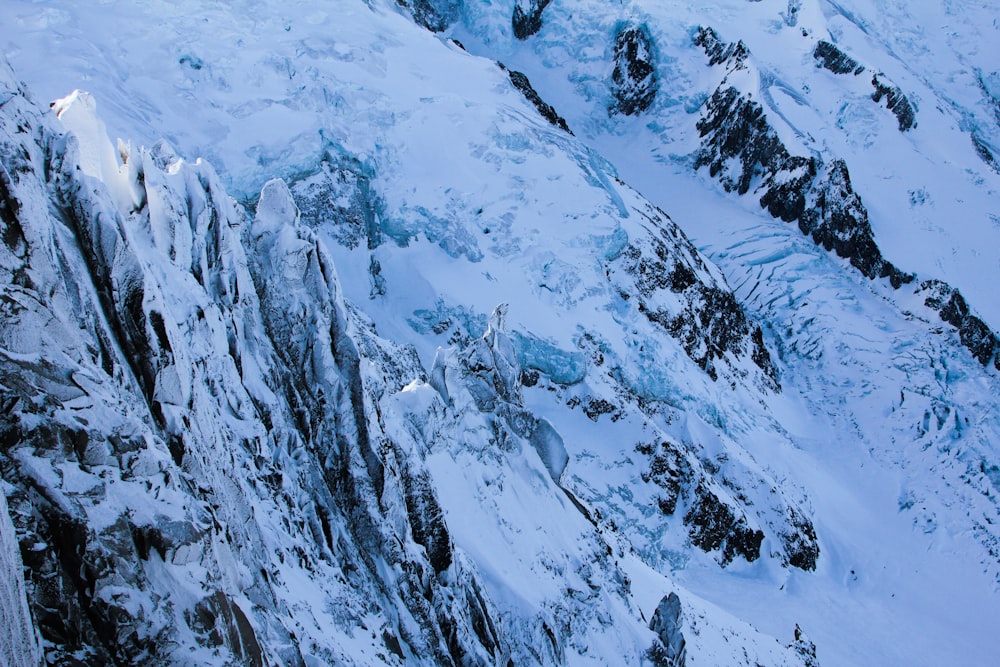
[1,490,40,667]
[2,1,1000,666]
[512,0,552,40]
[609,24,658,117]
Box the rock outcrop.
[604,200,780,388]
[646,593,686,667]
[636,432,820,570]
[693,28,1000,371]
[919,280,999,368]
[871,73,916,132]
[694,29,912,289]
[695,84,911,288]
[813,41,864,76]
[811,40,914,131]
[790,625,820,667]
[512,0,552,40]
[398,0,460,32]
[500,64,573,134]
[610,24,658,116]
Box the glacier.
[2,0,1000,665]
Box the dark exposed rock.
[639,436,818,570]
[397,0,459,32]
[960,317,996,366]
[667,263,697,293]
[693,26,749,71]
[696,86,793,197]
[972,134,1000,173]
[646,592,686,667]
[663,286,767,382]
[512,0,552,40]
[919,280,999,366]
[750,327,777,381]
[813,40,864,75]
[582,397,617,421]
[871,73,916,131]
[922,279,968,328]
[695,81,912,289]
[403,468,453,574]
[0,162,30,289]
[640,440,692,517]
[781,509,820,571]
[605,214,779,387]
[694,31,914,288]
[683,483,764,565]
[790,624,820,667]
[619,239,777,386]
[0,163,26,251]
[798,159,912,288]
[610,24,658,116]
[502,65,573,134]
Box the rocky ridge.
[811,40,915,131]
[0,70,550,665]
[693,26,999,369]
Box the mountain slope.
[0,51,809,665]
[2,0,1000,665]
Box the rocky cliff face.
[399,0,462,32]
[0,71,528,666]
[812,41,864,76]
[501,65,573,134]
[870,73,916,132]
[811,41,916,132]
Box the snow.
[1,490,41,667]
[2,0,1000,665]
[634,167,1000,665]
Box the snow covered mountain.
[1,1,999,665]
